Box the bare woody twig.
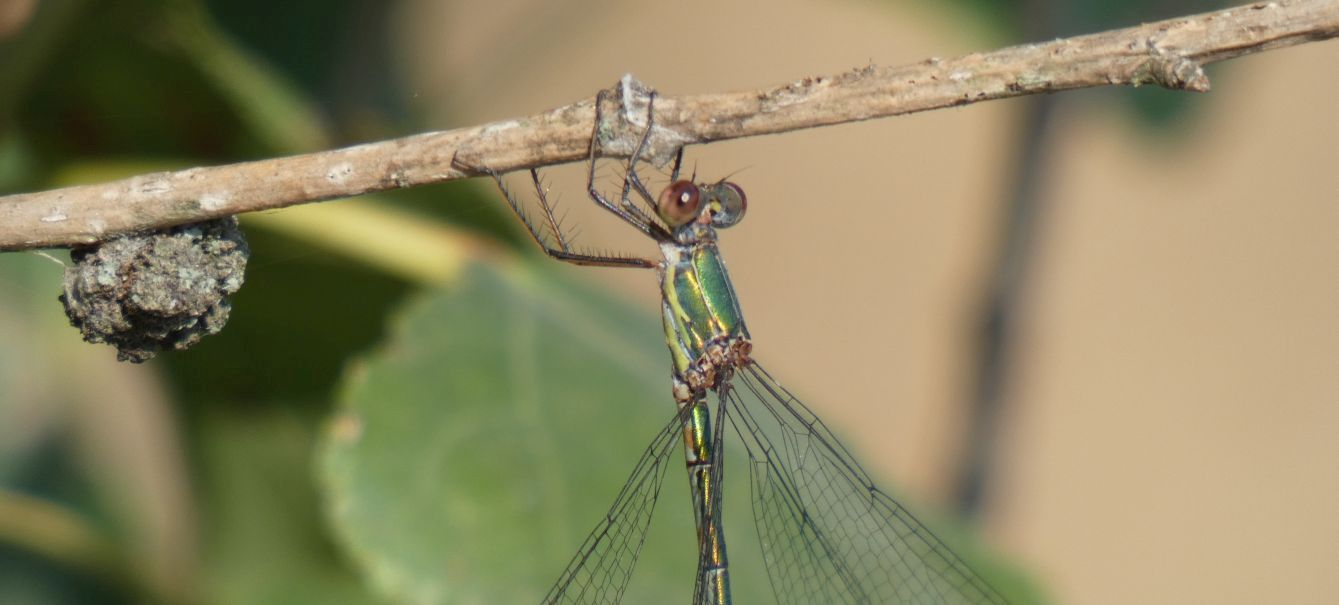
[1,0,1335,252]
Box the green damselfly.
[482,90,1009,605]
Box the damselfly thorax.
[653,181,753,405]
[471,88,1012,605]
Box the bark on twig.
[1,0,1335,251]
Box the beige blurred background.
[395,1,1337,604]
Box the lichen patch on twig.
[60,217,249,362]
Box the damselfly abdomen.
[481,89,1010,605]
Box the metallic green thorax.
[657,224,750,605]
[658,238,751,394]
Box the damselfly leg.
[480,83,1012,605]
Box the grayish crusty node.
[60,217,248,363]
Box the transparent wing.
[727,362,1010,605]
[544,413,683,604]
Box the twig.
[1,0,1335,251]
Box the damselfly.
[482,90,1010,605]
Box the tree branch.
[1,0,1335,251]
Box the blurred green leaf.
[197,406,380,605]
[319,262,804,602]
[320,261,1037,603]
[321,263,706,603]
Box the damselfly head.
[656,180,747,229]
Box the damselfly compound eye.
[706,182,747,228]
[658,180,702,227]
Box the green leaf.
[198,407,381,605]
[322,263,714,603]
[319,262,1030,603]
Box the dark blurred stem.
[953,92,1058,517]
[0,489,197,605]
